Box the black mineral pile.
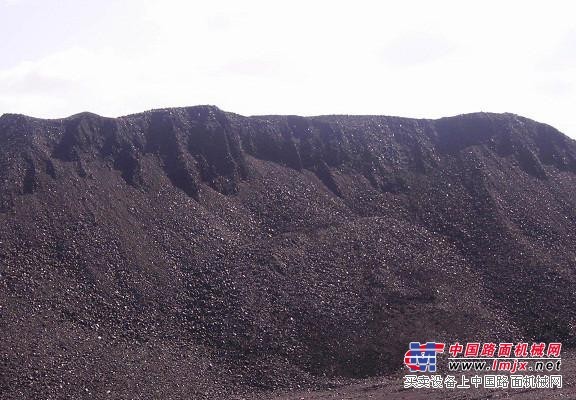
[1,106,575,399]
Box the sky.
[1,0,575,138]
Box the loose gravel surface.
[250,352,576,399]
[1,107,575,399]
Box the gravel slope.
[0,106,575,399]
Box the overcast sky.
[1,0,575,138]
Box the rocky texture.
[250,350,576,400]
[0,106,575,399]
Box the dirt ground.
[246,352,576,400]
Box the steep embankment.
[1,106,575,399]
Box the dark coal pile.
[1,106,575,399]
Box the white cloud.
[378,32,456,67]
[0,0,575,138]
